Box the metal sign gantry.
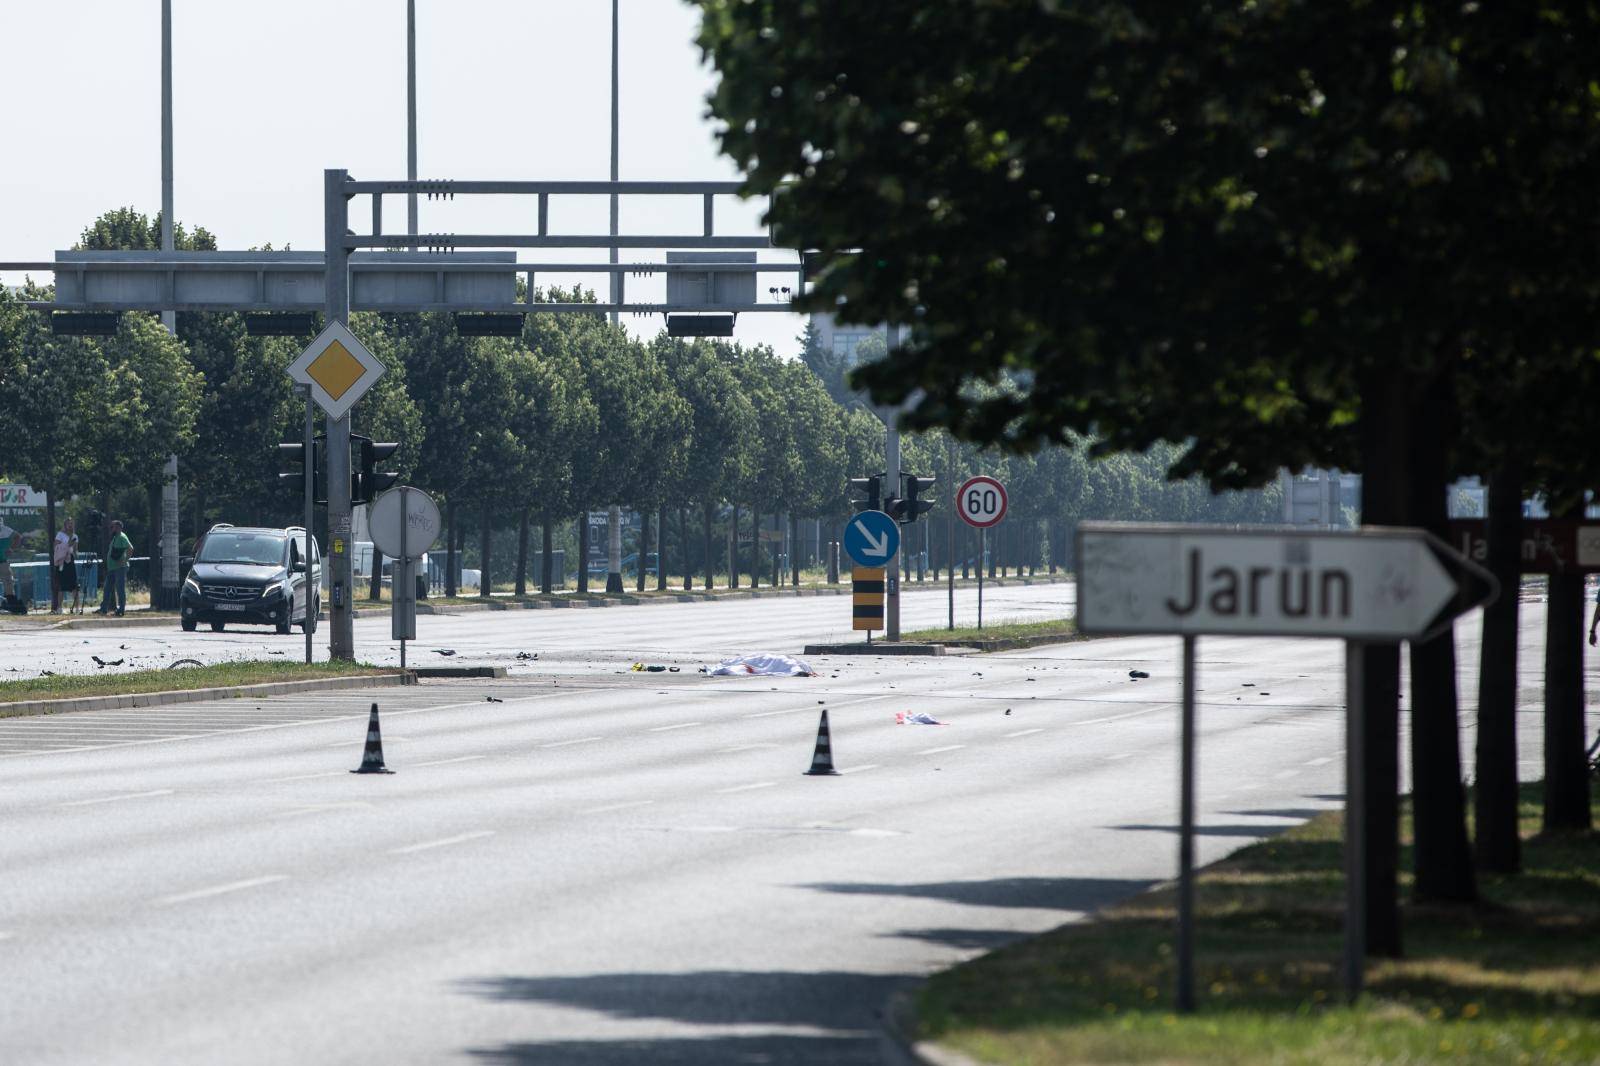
[3,170,804,660]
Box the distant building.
[810,312,886,366]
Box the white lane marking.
[838,764,880,775]
[1274,768,1300,780]
[715,781,776,794]
[58,789,175,808]
[540,736,604,749]
[1074,706,1164,726]
[1103,752,1133,761]
[581,800,655,814]
[262,770,348,783]
[273,802,374,819]
[155,875,288,907]
[410,755,486,768]
[917,745,964,756]
[0,932,12,941]
[1304,756,1334,767]
[743,708,807,719]
[389,830,495,855]
[649,722,703,732]
[1004,728,1044,738]
[720,743,777,753]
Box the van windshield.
[197,532,285,567]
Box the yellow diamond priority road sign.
[287,320,385,420]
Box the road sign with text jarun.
[1075,523,1498,642]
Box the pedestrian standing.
[0,518,19,603]
[98,519,132,617]
[54,516,82,614]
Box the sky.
[0,0,808,355]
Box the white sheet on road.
[705,652,816,677]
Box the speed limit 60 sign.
[957,475,1007,528]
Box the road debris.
[897,711,946,725]
[433,649,456,656]
[166,659,203,670]
[90,656,125,668]
[705,653,816,677]
[1129,670,1149,679]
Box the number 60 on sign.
[957,475,1007,528]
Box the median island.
[0,661,402,712]
[910,783,1599,1064]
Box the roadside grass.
[916,783,1600,1064]
[902,618,1081,644]
[0,660,400,709]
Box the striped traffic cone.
[351,702,395,775]
[804,709,841,776]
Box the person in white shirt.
[54,517,82,614]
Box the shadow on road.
[798,875,1151,911]
[1107,822,1300,838]
[880,926,1025,952]
[465,1033,883,1065]
[459,969,899,1065]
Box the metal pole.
[608,0,620,326]
[1343,639,1368,1002]
[399,486,408,670]
[156,0,180,612]
[324,169,356,661]
[885,330,901,641]
[1177,634,1198,1012]
[407,0,418,236]
[947,438,955,629]
[978,528,985,630]
[303,387,316,665]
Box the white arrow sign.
[852,517,891,557]
[1075,523,1497,641]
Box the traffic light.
[352,435,401,504]
[279,438,326,505]
[890,474,936,523]
[849,473,883,513]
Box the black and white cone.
[351,702,395,774]
[804,709,841,776]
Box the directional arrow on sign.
[1074,523,1499,641]
[853,518,890,557]
[842,509,901,567]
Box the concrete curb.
[0,672,413,719]
[408,666,507,679]
[802,642,947,657]
[879,989,989,1066]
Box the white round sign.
[368,486,441,560]
[957,475,1008,528]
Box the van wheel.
[276,611,292,635]
[210,621,225,632]
[299,598,318,633]
[181,618,197,633]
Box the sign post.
[957,475,1007,630]
[287,310,387,661]
[844,510,900,642]
[369,485,440,669]
[1075,522,1498,1011]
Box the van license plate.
[217,604,247,612]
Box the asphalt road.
[0,588,1590,1064]
[0,580,1077,680]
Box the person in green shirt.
[97,519,132,616]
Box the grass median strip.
[0,661,401,709]
[902,618,1082,646]
[914,782,1600,1065]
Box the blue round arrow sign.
[843,509,901,567]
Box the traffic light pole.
[885,352,901,640]
[302,385,316,664]
[324,169,356,662]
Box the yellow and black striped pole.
[852,565,885,636]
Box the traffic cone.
[351,702,395,774]
[804,709,840,776]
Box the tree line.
[0,209,1283,603]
